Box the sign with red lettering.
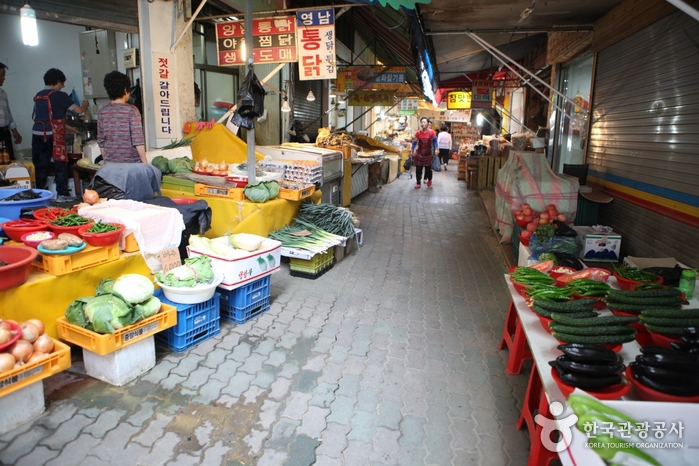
[215,16,297,66]
[347,91,394,106]
[296,9,336,80]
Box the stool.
[499,300,532,375]
[516,363,558,466]
[466,166,478,189]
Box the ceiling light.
[306,90,315,101]
[281,98,291,113]
[21,1,38,46]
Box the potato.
[40,239,68,250]
[57,233,84,246]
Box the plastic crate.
[154,290,220,336]
[32,242,120,276]
[218,276,270,311]
[156,319,220,353]
[290,249,334,273]
[289,261,334,280]
[277,184,316,201]
[220,296,270,324]
[55,304,177,355]
[0,339,71,397]
[574,195,599,226]
[194,183,245,200]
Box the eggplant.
[552,364,623,389]
[555,356,625,376]
[557,343,620,363]
[640,346,699,364]
[669,341,699,353]
[635,354,699,373]
[633,360,699,382]
[683,327,699,339]
[630,362,699,396]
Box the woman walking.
[410,117,437,188]
[437,124,452,170]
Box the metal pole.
[245,0,255,184]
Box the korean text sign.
[296,9,336,80]
[216,16,297,66]
[152,52,180,140]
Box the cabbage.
[95,278,115,296]
[167,157,195,174]
[152,156,171,174]
[155,255,214,287]
[84,294,133,334]
[228,233,266,252]
[112,274,155,304]
[265,181,279,199]
[244,181,270,203]
[132,296,161,324]
[65,296,94,330]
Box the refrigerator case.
[256,145,344,206]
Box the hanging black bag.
[230,65,265,130]
[403,157,412,171]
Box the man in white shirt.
[0,62,23,161]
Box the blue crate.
[156,319,220,353]
[220,297,270,325]
[154,290,220,336]
[218,276,270,311]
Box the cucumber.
[533,297,597,313]
[605,303,681,313]
[605,294,685,306]
[639,315,699,327]
[549,323,635,336]
[641,308,699,318]
[643,323,687,336]
[531,303,553,318]
[551,331,636,345]
[607,288,682,298]
[551,314,639,327]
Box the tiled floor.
[0,166,529,465]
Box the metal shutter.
[292,71,323,143]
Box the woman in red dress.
[410,117,437,189]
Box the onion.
[83,189,100,205]
[33,334,54,354]
[25,319,45,336]
[27,352,47,364]
[0,328,11,345]
[0,353,15,373]
[20,322,39,343]
[0,320,12,332]
[9,340,33,363]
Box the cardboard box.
[187,237,281,290]
[574,226,621,262]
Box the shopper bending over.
[98,71,146,163]
[410,116,437,189]
[437,124,452,170]
[32,68,89,202]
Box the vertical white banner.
[297,9,336,81]
[152,52,180,140]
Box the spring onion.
[296,202,359,239]
[269,220,345,253]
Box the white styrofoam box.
[574,226,621,262]
[187,237,282,291]
[281,246,315,260]
[83,336,156,386]
[0,381,45,436]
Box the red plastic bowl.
[646,329,682,349]
[78,223,125,247]
[170,198,197,205]
[20,230,56,249]
[549,266,577,279]
[552,367,630,399]
[48,218,93,236]
[0,320,21,352]
[518,232,531,247]
[0,246,39,291]
[613,271,662,290]
[0,219,49,242]
[626,366,699,402]
[33,206,78,222]
[538,314,553,334]
[572,294,607,310]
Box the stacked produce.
[244,180,279,203]
[670,327,699,353]
[612,265,662,289]
[0,318,58,373]
[549,313,638,345]
[639,307,699,336]
[296,202,359,239]
[65,274,161,334]
[530,297,599,319]
[630,343,699,396]
[270,219,345,253]
[155,256,214,287]
[567,279,611,298]
[188,233,278,259]
[151,155,196,175]
[510,266,557,287]
[604,288,684,314]
[550,343,626,390]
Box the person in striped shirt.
[97,71,146,163]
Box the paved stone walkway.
[0,166,529,465]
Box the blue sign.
[297,9,334,26]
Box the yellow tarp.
[184,123,265,164]
[161,188,322,238]
[0,252,151,339]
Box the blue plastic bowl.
[0,189,55,220]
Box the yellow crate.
[278,184,316,201]
[32,243,120,276]
[55,303,177,355]
[123,233,139,252]
[194,183,245,200]
[0,338,71,398]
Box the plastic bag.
[528,234,582,260]
[403,157,412,171]
[230,65,265,130]
[431,155,442,172]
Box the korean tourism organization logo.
[534,401,578,453]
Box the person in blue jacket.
[410,117,438,189]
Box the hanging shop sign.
[400,98,419,111]
[442,110,472,122]
[347,90,394,106]
[152,52,180,140]
[399,110,416,115]
[336,66,407,92]
[471,86,493,109]
[215,16,297,66]
[446,91,471,110]
[296,9,336,80]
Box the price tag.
[159,247,182,273]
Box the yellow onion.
[9,340,33,363]
[33,334,54,354]
[0,328,11,345]
[20,322,39,343]
[27,352,47,364]
[0,353,15,373]
[25,319,45,336]
[83,189,100,205]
